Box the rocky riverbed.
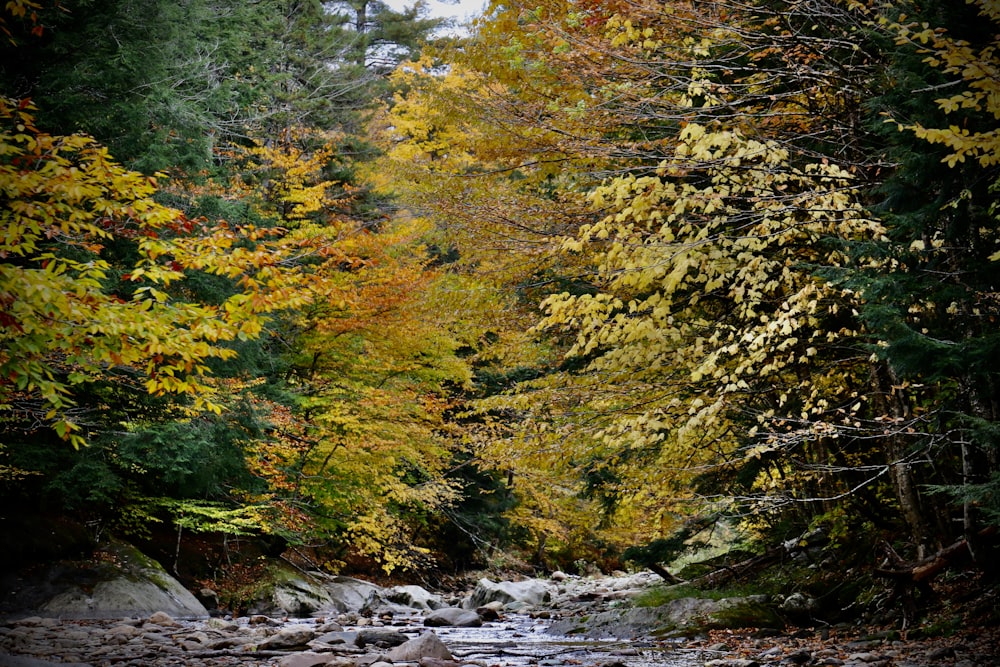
[1,568,998,667]
[1,601,998,667]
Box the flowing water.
[378,614,706,667]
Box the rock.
[250,614,278,625]
[547,596,782,639]
[323,659,359,667]
[424,607,483,627]
[104,624,140,639]
[464,578,552,610]
[0,655,93,667]
[385,585,443,610]
[278,652,336,667]
[318,621,346,632]
[259,625,318,649]
[357,628,408,648]
[323,577,383,614]
[550,571,569,582]
[254,563,338,617]
[786,649,813,664]
[146,611,178,627]
[196,587,219,611]
[13,540,209,620]
[248,565,385,618]
[779,593,818,619]
[419,658,464,667]
[475,604,501,621]
[705,660,760,667]
[310,630,360,648]
[926,646,955,660]
[385,632,453,662]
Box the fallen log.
[875,525,998,583]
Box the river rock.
[419,659,464,667]
[0,539,208,620]
[386,585,443,610]
[464,578,551,610]
[385,631,453,662]
[357,628,408,648]
[779,593,818,620]
[0,655,93,667]
[259,624,318,649]
[278,652,338,667]
[250,565,386,617]
[424,607,482,627]
[324,577,383,614]
[310,630,360,648]
[547,595,781,639]
[252,562,338,617]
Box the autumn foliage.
[2,0,1000,613]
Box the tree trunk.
[871,363,934,559]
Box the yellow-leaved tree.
[0,98,297,448]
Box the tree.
[378,0,896,564]
[0,98,291,447]
[831,0,1000,557]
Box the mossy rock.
[0,538,208,620]
[547,595,784,640]
[651,595,783,638]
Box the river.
[373,612,705,667]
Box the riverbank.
[1,569,998,667]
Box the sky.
[384,0,488,34]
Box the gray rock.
[386,585,443,610]
[419,659,463,667]
[0,654,93,667]
[259,625,318,649]
[357,629,408,649]
[323,577,383,614]
[779,593,817,618]
[146,611,179,627]
[255,564,339,617]
[464,578,552,610]
[385,632,453,662]
[547,596,781,639]
[11,541,209,620]
[277,652,338,667]
[311,630,360,647]
[424,608,483,628]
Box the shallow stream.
[371,614,706,667]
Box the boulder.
[258,625,318,650]
[385,585,443,610]
[419,659,464,667]
[779,593,817,620]
[423,607,483,627]
[464,578,551,610]
[309,630,359,649]
[250,566,384,617]
[277,652,336,667]
[385,632,453,662]
[357,628,408,648]
[251,563,337,617]
[323,577,383,614]
[547,595,782,639]
[0,540,208,620]
[474,603,501,621]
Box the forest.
[1,0,999,626]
